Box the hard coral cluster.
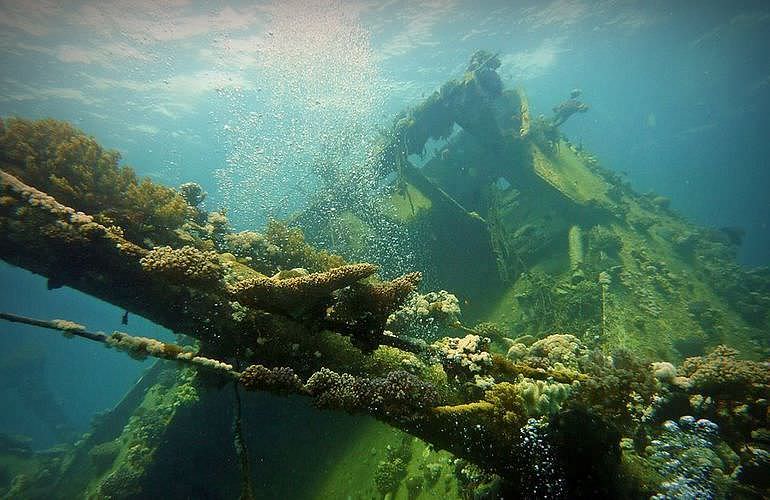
[238,364,305,395]
[434,334,493,378]
[140,245,224,286]
[124,179,191,237]
[386,289,461,338]
[527,334,588,371]
[503,334,589,383]
[570,349,659,429]
[678,345,769,399]
[1,168,149,279]
[368,345,423,375]
[375,456,408,494]
[325,271,423,346]
[484,378,571,429]
[222,221,348,277]
[305,368,361,412]
[177,182,206,207]
[374,438,413,494]
[224,230,278,265]
[0,117,131,214]
[516,378,572,417]
[305,367,439,420]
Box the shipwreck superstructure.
[0,52,768,499]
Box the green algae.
[313,422,461,500]
[388,183,433,222]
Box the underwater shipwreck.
[0,52,768,499]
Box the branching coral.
[369,370,441,419]
[0,117,192,245]
[178,182,206,207]
[5,38,770,500]
[305,368,364,412]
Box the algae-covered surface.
[1,4,769,500]
[531,142,611,207]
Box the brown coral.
[239,364,305,395]
[324,272,423,346]
[140,245,224,286]
[679,345,769,399]
[569,349,658,429]
[0,117,133,213]
[123,179,192,235]
[490,354,582,384]
[364,272,424,319]
[1,169,148,261]
[227,263,378,314]
[484,382,529,431]
[263,219,346,273]
[0,117,192,245]
[304,367,439,420]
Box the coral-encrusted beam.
[0,168,224,341]
[0,311,108,342]
[0,311,238,375]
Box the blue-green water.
[0,1,768,497]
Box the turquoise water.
[0,1,768,497]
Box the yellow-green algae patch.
[531,141,610,206]
[312,421,461,500]
[388,183,433,222]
